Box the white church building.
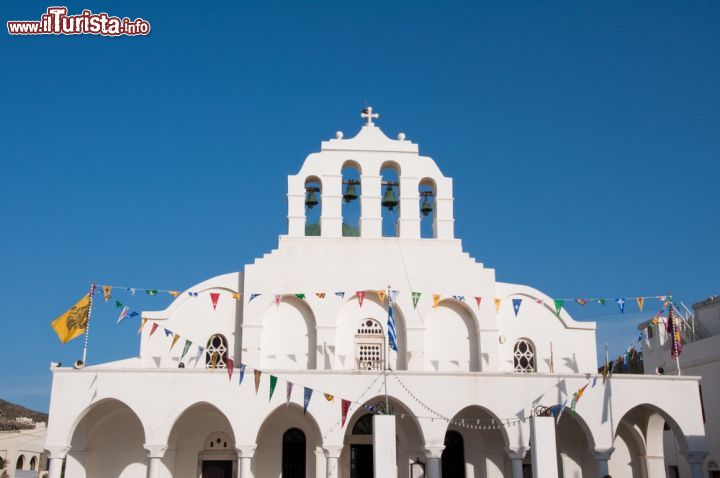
[45,109,708,478]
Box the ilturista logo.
[7,6,151,36]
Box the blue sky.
[1,1,718,412]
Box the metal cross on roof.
[361,106,379,126]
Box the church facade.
[45,110,708,478]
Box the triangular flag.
[181,340,192,360]
[103,285,112,302]
[303,387,313,415]
[274,294,282,307]
[254,370,262,394]
[554,299,564,316]
[129,288,136,296]
[164,328,173,337]
[575,299,588,305]
[335,291,345,298]
[636,297,645,312]
[324,393,334,401]
[512,298,522,317]
[556,399,568,424]
[597,298,606,306]
[494,298,501,313]
[269,375,278,401]
[316,293,326,299]
[115,300,123,309]
[196,345,205,363]
[474,297,482,309]
[231,292,241,300]
[170,333,181,351]
[287,382,293,405]
[356,291,365,307]
[592,376,598,388]
[239,364,246,384]
[412,292,421,309]
[146,289,158,296]
[433,294,441,310]
[188,291,199,297]
[377,290,387,304]
[117,306,129,324]
[390,290,399,304]
[295,293,306,300]
[169,290,180,297]
[341,399,351,427]
[249,293,261,302]
[150,323,159,336]
[617,298,625,314]
[453,295,465,302]
[210,292,220,310]
[226,358,234,381]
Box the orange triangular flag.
[254,370,262,394]
[324,393,334,401]
[636,297,644,312]
[377,290,387,304]
[495,298,502,312]
[137,317,148,334]
[170,333,180,351]
[168,290,180,297]
[432,294,441,310]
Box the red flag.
[226,358,234,381]
[666,305,683,358]
[474,296,482,309]
[356,291,365,307]
[341,399,351,427]
[150,323,159,336]
[210,292,220,310]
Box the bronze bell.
[421,197,433,216]
[382,186,398,210]
[305,189,319,209]
[343,182,358,202]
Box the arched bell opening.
[419,178,436,239]
[380,162,400,237]
[341,161,361,237]
[304,176,322,237]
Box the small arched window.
[29,456,37,470]
[355,319,384,371]
[513,338,536,373]
[16,454,25,470]
[352,414,374,435]
[205,334,228,369]
[282,428,306,478]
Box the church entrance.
[201,460,232,478]
[350,444,373,478]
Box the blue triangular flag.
[164,328,173,337]
[335,291,345,299]
[239,364,246,384]
[512,298,523,317]
[616,298,625,314]
[249,293,261,302]
[303,387,313,415]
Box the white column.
[682,451,708,478]
[144,444,167,478]
[592,447,614,478]
[373,415,397,477]
[45,446,70,478]
[398,176,420,239]
[424,446,444,478]
[641,454,665,477]
[505,447,529,478]
[323,445,343,478]
[321,174,342,238]
[529,415,558,478]
[360,175,382,238]
[237,445,256,478]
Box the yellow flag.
[495,298,502,312]
[377,290,387,304]
[51,294,91,343]
[137,317,148,334]
[168,290,180,297]
[231,292,241,300]
[102,285,112,303]
[432,294,441,310]
[636,297,644,312]
[170,334,181,351]
[324,393,334,401]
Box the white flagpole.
[81,283,96,365]
[384,284,391,415]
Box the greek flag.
[387,293,398,352]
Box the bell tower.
[286,108,455,240]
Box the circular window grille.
[513,339,536,373]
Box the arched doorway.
[441,431,465,478]
[446,405,510,477]
[555,410,596,478]
[282,428,307,478]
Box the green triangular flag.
[115,300,123,309]
[597,298,606,306]
[269,375,278,401]
[295,293,306,300]
[146,289,158,296]
[180,340,192,360]
[554,299,564,316]
[412,292,421,309]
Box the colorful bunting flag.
[196,345,205,363]
[254,370,262,394]
[231,292,241,300]
[269,375,278,401]
[474,296,482,309]
[287,382,293,405]
[150,323,159,336]
[512,298,522,317]
[146,289,158,296]
[164,328,173,337]
[433,294,441,310]
[249,293,261,302]
[239,364,246,384]
[636,297,644,312]
[335,291,345,299]
[575,299,588,305]
[316,293,326,299]
[181,340,192,360]
[324,393,334,401]
[138,317,148,334]
[169,290,180,297]
[341,399,351,427]
[274,294,282,307]
[554,299,564,316]
[295,293,306,300]
[643,329,650,348]
[616,298,625,314]
[170,333,180,351]
[226,358,234,381]
[188,291,199,297]
[377,290,387,304]
[412,292,421,309]
[103,285,112,302]
[210,292,220,310]
[597,298,606,306]
[117,305,129,324]
[494,298,501,313]
[303,387,313,415]
[129,288,136,296]
[356,291,365,307]
[556,398,568,423]
[453,295,465,302]
[115,300,123,309]
[390,290,399,304]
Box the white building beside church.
[45,109,709,478]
